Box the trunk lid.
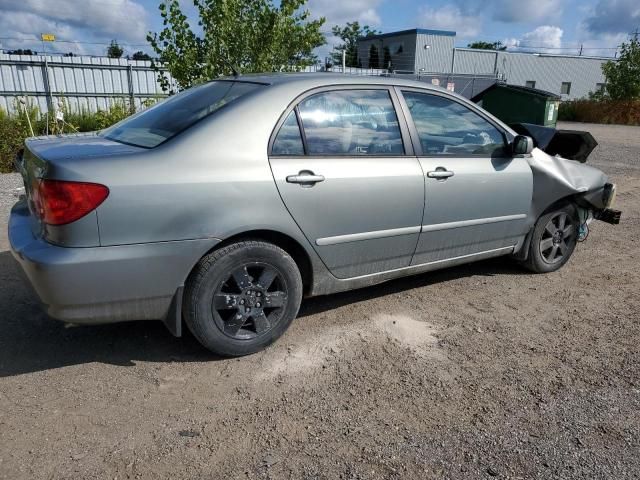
[15,133,144,240]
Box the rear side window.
[402,91,506,157]
[103,81,263,148]
[298,89,404,156]
[272,111,304,156]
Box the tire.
[523,204,579,273]
[183,241,303,356]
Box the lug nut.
[245,307,251,313]
[256,302,261,308]
[240,299,245,305]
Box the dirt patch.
[260,313,440,381]
[372,313,439,357]
[0,123,639,479]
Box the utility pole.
[579,44,583,56]
[342,49,346,73]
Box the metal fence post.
[127,63,135,112]
[41,56,54,113]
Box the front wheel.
[184,241,303,356]
[523,204,579,273]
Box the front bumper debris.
[595,209,622,225]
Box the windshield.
[102,81,264,148]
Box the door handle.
[427,167,454,180]
[286,170,325,187]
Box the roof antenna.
[223,56,240,77]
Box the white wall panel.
[0,54,171,114]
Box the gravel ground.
[0,123,638,479]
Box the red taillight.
[36,180,109,225]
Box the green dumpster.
[472,84,561,127]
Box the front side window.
[103,81,263,148]
[272,111,304,156]
[297,89,404,156]
[402,91,506,157]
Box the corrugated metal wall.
[0,53,171,114]
[414,33,454,73]
[447,48,608,99]
[495,52,607,100]
[356,30,611,100]
[453,49,497,75]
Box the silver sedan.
[9,74,620,356]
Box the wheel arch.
[196,229,314,295]
[165,229,315,338]
[514,194,582,262]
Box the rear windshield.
[102,81,263,148]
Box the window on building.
[401,91,506,157]
[561,82,572,95]
[297,89,404,156]
[525,81,536,89]
[596,83,606,92]
[272,111,304,156]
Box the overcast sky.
[0,0,637,59]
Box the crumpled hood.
[527,148,609,218]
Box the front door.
[398,89,533,265]
[269,88,425,279]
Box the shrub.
[0,110,30,173]
[558,99,640,125]
[0,100,141,173]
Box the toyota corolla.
[9,74,621,356]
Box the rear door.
[397,88,533,264]
[268,87,425,279]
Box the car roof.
[230,72,446,92]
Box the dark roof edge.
[358,28,456,41]
[472,83,562,101]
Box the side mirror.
[512,135,534,155]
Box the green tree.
[330,21,379,67]
[107,40,124,58]
[467,41,507,51]
[368,44,380,69]
[147,0,325,93]
[601,33,640,100]
[131,51,151,61]
[7,49,37,55]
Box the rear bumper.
[9,200,220,324]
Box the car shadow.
[0,250,527,377]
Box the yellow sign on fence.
[41,33,55,42]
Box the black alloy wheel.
[213,263,288,340]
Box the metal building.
[357,29,610,100]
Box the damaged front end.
[511,123,621,260]
[511,123,598,163]
[512,122,621,225]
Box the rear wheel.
[184,241,303,356]
[523,204,579,273]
